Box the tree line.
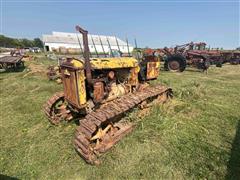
[0,35,43,48]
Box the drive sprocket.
[43,92,73,125]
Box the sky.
[0,0,239,49]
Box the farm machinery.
[0,56,24,71]
[142,42,233,72]
[43,25,172,164]
[162,42,240,72]
[220,50,240,65]
[46,65,62,83]
[162,42,219,72]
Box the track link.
[43,92,72,125]
[74,84,172,164]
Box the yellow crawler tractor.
[44,25,172,164]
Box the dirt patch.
[23,63,47,78]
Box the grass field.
[0,56,240,179]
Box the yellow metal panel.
[72,59,84,68]
[90,57,138,69]
[146,62,160,80]
[128,66,140,86]
[71,57,138,69]
[77,70,87,105]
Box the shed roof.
[42,32,130,46]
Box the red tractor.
[162,42,224,72]
[137,42,239,73]
[220,50,240,65]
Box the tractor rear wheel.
[164,54,186,72]
[168,60,180,71]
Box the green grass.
[0,57,240,179]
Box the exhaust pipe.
[75,25,93,85]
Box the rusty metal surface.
[221,50,240,64]
[75,25,93,85]
[168,60,180,71]
[0,56,23,63]
[74,84,172,164]
[93,82,105,103]
[146,62,159,80]
[61,69,81,108]
[0,56,24,70]
[143,42,227,71]
[47,66,61,81]
[43,92,73,124]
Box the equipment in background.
[143,42,220,72]
[220,50,240,65]
[0,56,24,71]
[46,65,62,83]
[162,42,213,72]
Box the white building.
[42,31,134,54]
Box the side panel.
[77,70,87,105]
[146,62,160,80]
[128,67,140,86]
[91,57,138,69]
[61,69,80,107]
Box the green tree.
[21,38,34,47]
[0,35,43,48]
[33,38,43,48]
